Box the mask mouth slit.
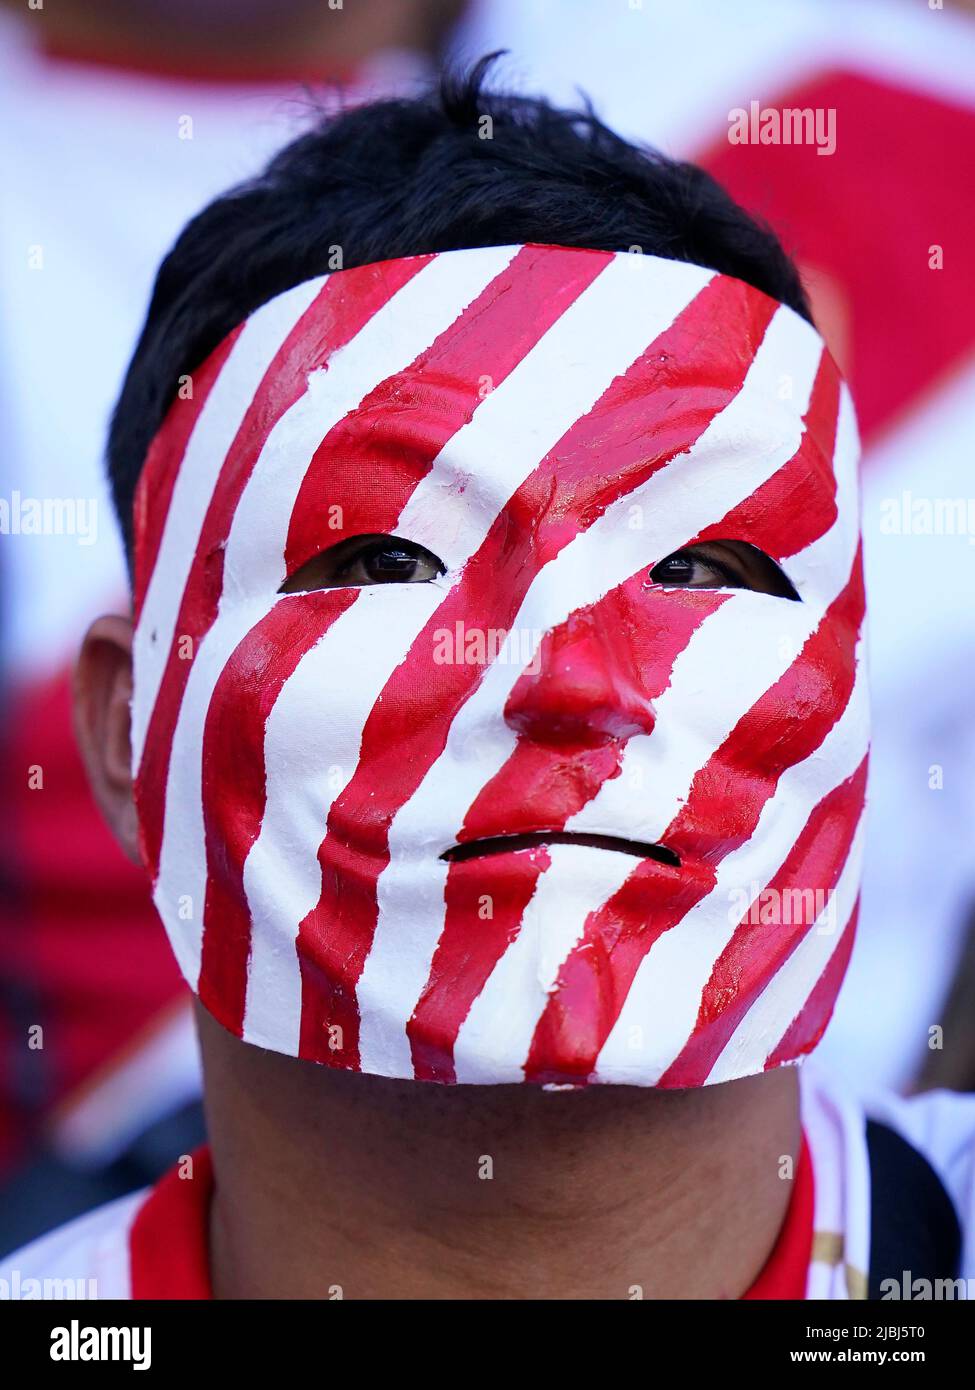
[440,832,680,867]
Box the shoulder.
[0,1188,147,1300]
[801,1064,975,1290]
[802,1062,975,1177]
[863,1084,975,1233]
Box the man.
[4,63,973,1299]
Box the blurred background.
[1,0,973,1253]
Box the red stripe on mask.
[658,759,867,1088]
[764,898,860,1070]
[133,326,243,624]
[689,350,841,559]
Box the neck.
[199,1006,801,1300]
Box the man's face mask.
[131,244,867,1089]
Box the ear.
[73,614,142,866]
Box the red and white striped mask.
[131,244,868,1088]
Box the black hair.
[108,54,811,554]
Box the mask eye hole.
[648,540,800,600]
[279,533,446,593]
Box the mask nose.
[503,608,657,747]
